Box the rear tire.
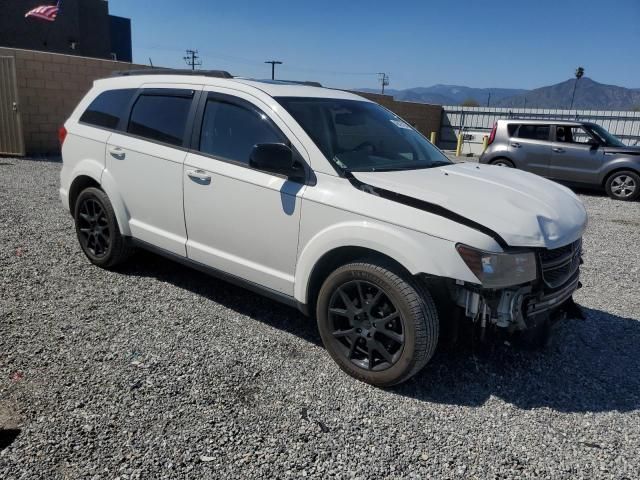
[605,170,640,201]
[316,260,439,387]
[491,158,515,168]
[74,187,133,268]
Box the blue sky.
[108,0,640,91]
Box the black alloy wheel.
[77,197,111,258]
[328,280,405,371]
[74,187,133,268]
[316,261,439,386]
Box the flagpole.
[42,1,62,49]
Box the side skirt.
[129,238,309,315]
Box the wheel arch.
[293,220,471,309]
[303,246,411,315]
[67,165,131,236]
[601,165,640,187]
[68,175,101,214]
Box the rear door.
[508,123,552,176]
[549,125,604,184]
[106,84,202,256]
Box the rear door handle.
[187,169,211,183]
[109,147,125,159]
[553,147,565,153]
[511,142,521,148]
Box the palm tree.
[570,67,585,109]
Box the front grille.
[539,238,582,289]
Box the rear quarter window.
[79,89,136,129]
[515,124,550,141]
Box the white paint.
[60,73,588,309]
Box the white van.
[59,70,587,386]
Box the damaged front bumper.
[454,238,584,332]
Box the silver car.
[479,120,640,201]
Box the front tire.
[316,260,439,387]
[605,170,640,201]
[74,187,133,268]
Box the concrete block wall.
[0,47,149,154]
[0,46,443,155]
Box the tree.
[461,98,480,107]
[570,66,585,109]
[632,105,640,112]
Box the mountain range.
[358,78,640,110]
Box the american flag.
[25,2,61,22]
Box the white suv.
[59,70,587,386]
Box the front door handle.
[108,147,125,159]
[187,169,211,184]
[552,147,565,153]
[511,142,521,148]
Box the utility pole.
[265,60,283,80]
[183,49,201,71]
[378,73,389,94]
[487,92,491,107]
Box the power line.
[183,49,202,71]
[264,60,283,80]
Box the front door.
[183,90,307,295]
[106,85,201,256]
[549,125,604,184]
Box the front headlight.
[456,244,537,288]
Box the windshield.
[585,124,626,147]
[275,97,451,172]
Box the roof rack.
[285,80,323,87]
[244,78,323,87]
[111,69,233,79]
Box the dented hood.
[352,162,587,249]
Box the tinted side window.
[79,89,135,129]
[128,94,193,146]
[199,99,282,164]
[516,124,550,141]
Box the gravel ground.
[1,158,639,479]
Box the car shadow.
[119,251,640,413]
[393,306,640,413]
[118,250,322,347]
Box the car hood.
[352,162,587,249]
[603,145,640,156]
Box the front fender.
[598,157,640,184]
[293,220,479,304]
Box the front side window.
[556,126,593,144]
[128,93,193,146]
[516,124,550,141]
[80,89,135,129]
[198,98,282,164]
[276,97,451,172]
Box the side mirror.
[587,138,600,149]
[250,143,302,179]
